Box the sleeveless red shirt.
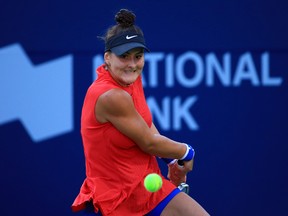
[71,65,176,216]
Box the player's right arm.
[95,88,193,162]
[151,122,194,182]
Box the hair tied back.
[115,9,136,28]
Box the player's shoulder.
[98,88,132,109]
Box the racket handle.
[177,160,184,166]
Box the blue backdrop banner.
[0,1,287,215]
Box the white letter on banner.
[165,54,174,87]
[176,52,204,87]
[261,52,282,86]
[147,96,170,130]
[206,53,231,86]
[233,53,260,86]
[93,54,104,80]
[173,96,199,130]
[144,53,164,88]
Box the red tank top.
[71,65,176,216]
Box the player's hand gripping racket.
[177,160,190,194]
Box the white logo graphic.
[0,43,73,142]
[126,35,138,40]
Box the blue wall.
[1,1,288,215]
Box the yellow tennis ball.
[144,173,163,192]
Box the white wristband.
[180,144,190,160]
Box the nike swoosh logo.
[126,35,138,40]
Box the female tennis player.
[71,8,209,216]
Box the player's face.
[105,48,145,87]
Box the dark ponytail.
[115,9,136,28]
[103,9,144,43]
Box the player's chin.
[125,75,139,84]
[121,79,136,86]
